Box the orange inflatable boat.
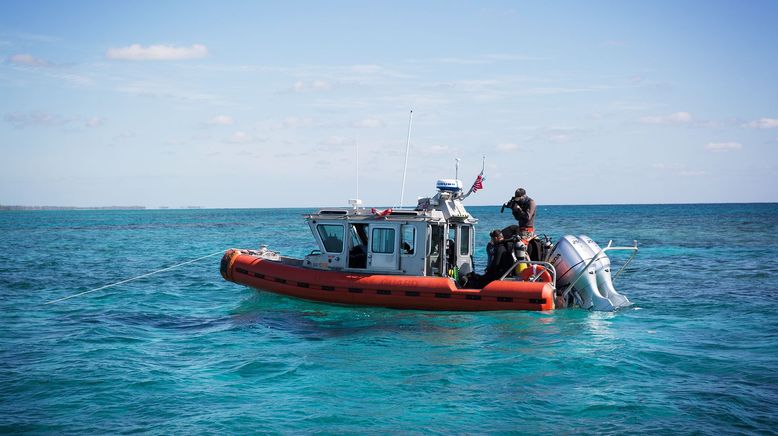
[220,179,637,311]
[221,248,555,311]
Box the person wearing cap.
[506,187,536,239]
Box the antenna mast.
[355,132,360,200]
[399,110,413,208]
[348,131,363,210]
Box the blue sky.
[1,1,777,207]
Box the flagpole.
[460,156,486,200]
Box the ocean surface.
[1,204,777,434]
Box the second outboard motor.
[577,235,631,309]
[548,235,616,311]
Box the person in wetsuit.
[478,230,515,285]
[505,187,536,240]
[463,229,518,289]
[485,229,502,268]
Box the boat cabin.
[303,180,477,278]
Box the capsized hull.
[221,249,555,311]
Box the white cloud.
[353,117,384,128]
[705,142,742,152]
[432,57,491,65]
[291,80,333,92]
[587,112,604,120]
[542,128,581,143]
[4,111,66,128]
[678,170,707,177]
[106,44,208,61]
[322,135,351,147]
[427,53,541,65]
[640,112,693,125]
[114,131,136,141]
[5,111,106,129]
[652,163,683,170]
[350,64,382,74]
[483,53,542,61]
[496,143,520,151]
[653,162,706,176]
[209,115,234,125]
[549,133,573,143]
[7,54,50,67]
[744,118,778,129]
[84,116,104,128]
[420,145,451,155]
[280,116,314,129]
[228,131,253,143]
[117,81,221,102]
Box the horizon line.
[2,200,777,211]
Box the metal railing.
[499,260,558,288]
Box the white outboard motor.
[577,235,631,309]
[548,235,616,311]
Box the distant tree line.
[0,205,146,210]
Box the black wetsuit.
[510,196,536,228]
[483,243,514,282]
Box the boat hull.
[221,249,554,311]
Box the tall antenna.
[348,132,363,210]
[399,110,413,208]
[455,158,461,180]
[355,132,360,200]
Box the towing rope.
[44,251,224,305]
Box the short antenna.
[455,158,461,180]
[399,110,413,208]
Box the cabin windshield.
[317,224,344,253]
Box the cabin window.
[429,224,443,256]
[460,225,471,255]
[427,224,444,276]
[401,225,415,255]
[371,228,395,254]
[317,224,344,253]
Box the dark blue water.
[1,204,777,433]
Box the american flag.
[471,172,484,193]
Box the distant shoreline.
[0,205,148,211]
[1,202,775,211]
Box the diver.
[502,187,536,240]
[485,229,502,268]
[463,229,515,289]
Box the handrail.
[561,240,638,300]
[612,240,639,283]
[499,260,557,288]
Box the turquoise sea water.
[1,204,777,433]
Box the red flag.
[471,173,484,193]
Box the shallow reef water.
[1,204,777,433]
